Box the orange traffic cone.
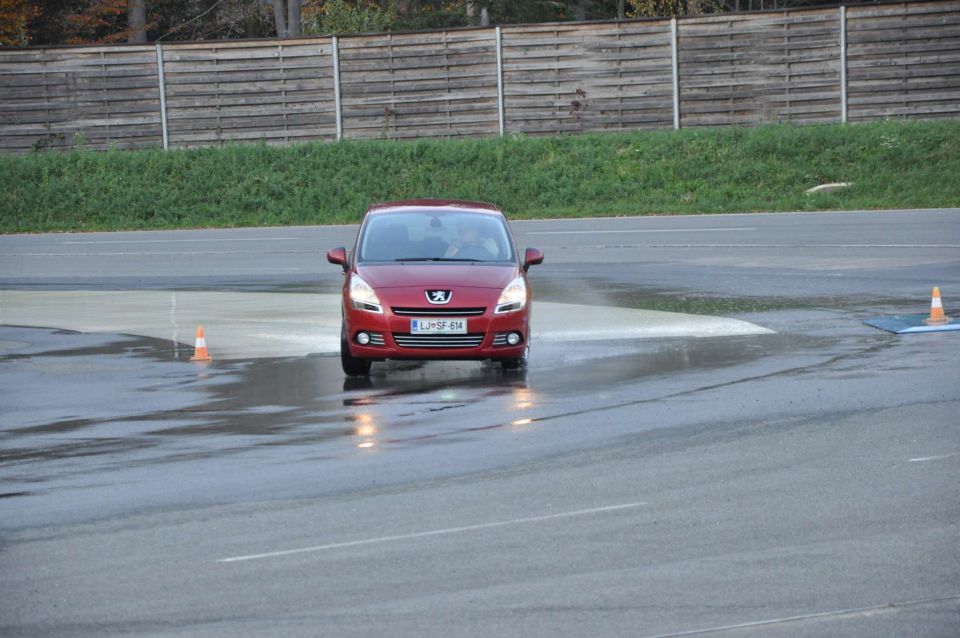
[190,325,212,361]
[924,287,950,325]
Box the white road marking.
[525,227,756,235]
[62,237,299,244]
[645,244,960,248]
[640,594,960,638]
[5,251,317,257]
[908,452,960,463]
[509,208,960,223]
[218,502,646,564]
[538,244,960,249]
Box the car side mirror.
[523,247,544,272]
[327,247,348,272]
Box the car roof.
[366,199,503,216]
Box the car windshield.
[357,210,515,264]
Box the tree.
[304,0,396,34]
[129,0,146,42]
[64,0,129,44]
[156,1,275,41]
[9,0,867,46]
[465,1,489,26]
[287,0,301,35]
[0,0,40,45]
[265,0,301,36]
[572,0,587,21]
[627,0,722,17]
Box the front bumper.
[344,304,530,361]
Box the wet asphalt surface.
[1,209,959,637]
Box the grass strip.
[1,120,958,233]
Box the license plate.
[411,318,467,334]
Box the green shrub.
[1,120,958,233]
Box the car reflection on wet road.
[1,209,959,638]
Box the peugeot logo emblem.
[426,290,452,305]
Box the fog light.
[507,332,521,345]
[356,332,371,345]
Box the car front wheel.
[341,326,372,376]
[500,346,529,371]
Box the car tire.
[341,326,372,377]
[500,346,529,371]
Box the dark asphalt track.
[1,209,958,637]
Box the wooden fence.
[1,1,957,152]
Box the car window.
[358,211,514,263]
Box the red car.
[327,200,544,376]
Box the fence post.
[670,17,680,130]
[496,26,505,137]
[155,43,169,150]
[332,36,343,141]
[840,6,848,123]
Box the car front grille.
[392,333,485,348]
[392,307,486,317]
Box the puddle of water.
[137,331,827,453]
[0,317,901,531]
[0,325,810,481]
[534,277,801,315]
[0,339,29,353]
[532,275,945,317]
[0,326,238,449]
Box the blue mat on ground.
[863,313,960,334]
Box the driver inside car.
[444,221,499,258]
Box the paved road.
[2,208,957,296]
[1,209,958,637]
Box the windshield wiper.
[394,257,481,262]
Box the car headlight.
[350,274,382,313]
[496,276,526,314]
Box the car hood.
[356,263,518,289]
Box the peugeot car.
[327,200,544,376]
